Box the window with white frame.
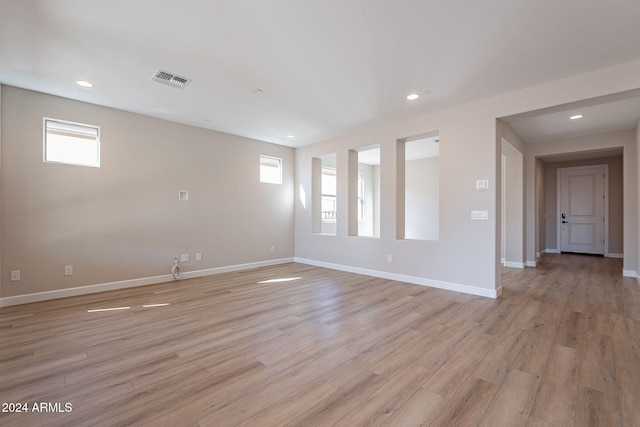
[260,155,282,184]
[321,167,336,222]
[44,118,100,167]
[357,172,364,222]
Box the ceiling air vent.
[150,69,191,89]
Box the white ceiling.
[1,0,640,147]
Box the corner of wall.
[0,84,3,299]
[636,118,640,278]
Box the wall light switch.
[180,254,189,262]
[64,265,73,276]
[196,252,202,261]
[471,210,489,220]
[10,271,20,281]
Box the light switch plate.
[471,210,489,220]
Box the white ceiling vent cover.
[151,69,191,89]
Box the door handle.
[562,221,568,223]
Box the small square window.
[260,155,282,184]
[44,118,100,167]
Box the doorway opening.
[557,164,608,255]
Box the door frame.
[556,164,609,256]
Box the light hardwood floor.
[1,254,639,426]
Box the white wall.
[501,139,524,267]
[501,154,506,262]
[536,159,546,256]
[499,122,526,267]
[295,60,640,297]
[0,85,2,291]
[295,103,506,297]
[1,86,295,303]
[405,157,439,241]
[637,120,640,282]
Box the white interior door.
[558,166,606,255]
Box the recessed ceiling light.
[286,134,295,139]
[76,80,94,88]
[570,114,584,120]
[252,88,264,95]
[406,93,420,100]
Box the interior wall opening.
[353,145,380,238]
[320,153,337,235]
[396,131,439,241]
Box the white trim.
[544,248,561,254]
[295,257,500,299]
[504,261,525,269]
[525,260,537,267]
[0,258,294,307]
[622,269,637,279]
[501,257,506,265]
[606,253,623,259]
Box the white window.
[357,173,364,222]
[44,118,100,167]
[321,167,337,222]
[260,155,282,184]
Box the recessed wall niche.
[312,153,337,235]
[348,145,380,237]
[397,132,440,241]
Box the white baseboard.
[607,253,623,259]
[622,269,637,279]
[294,257,500,299]
[504,261,525,269]
[544,248,561,254]
[525,260,537,267]
[0,258,294,307]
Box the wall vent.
[151,69,191,89]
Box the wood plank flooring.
[1,254,638,426]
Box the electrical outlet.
[387,254,393,263]
[270,246,275,253]
[196,252,202,261]
[10,271,20,281]
[476,179,489,190]
[64,265,73,276]
[180,254,189,262]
